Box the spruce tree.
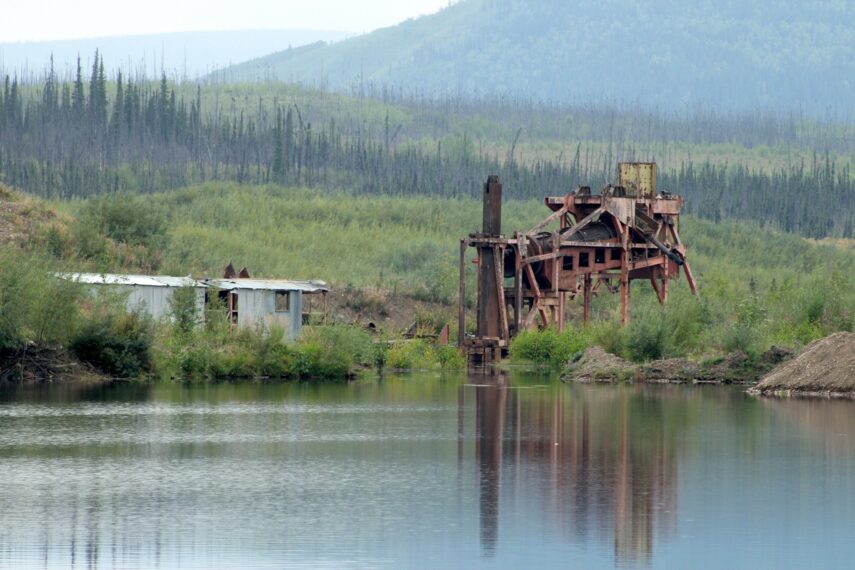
[110,71,124,136]
[88,50,108,129]
[71,56,85,119]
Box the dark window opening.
[579,252,590,267]
[595,248,605,264]
[611,249,622,261]
[562,255,574,270]
[275,291,290,312]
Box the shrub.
[79,193,167,249]
[510,327,588,366]
[435,345,465,370]
[291,325,374,380]
[386,339,438,370]
[169,286,200,337]
[0,252,85,350]
[625,315,669,362]
[71,307,154,378]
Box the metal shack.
[59,273,330,341]
[203,278,330,341]
[60,273,206,319]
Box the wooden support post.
[650,272,664,305]
[558,293,566,332]
[583,274,592,325]
[552,232,560,294]
[458,239,466,348]
[620,227,631,326]
[493,247,509,342]
[322,291,329,324]
[514,233,522,336]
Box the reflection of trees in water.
[463,379,687,565]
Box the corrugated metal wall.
[234,289,303,340]
[90,284,303,341]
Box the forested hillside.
[221,0,855,113]
[1,53,853,237]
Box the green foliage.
[155,319,377,382]
[0,251,85,349]
[78,193,166,249]
[291,325,374,380]
[70,303,154,378]
[510,328,588,367]
[435,345,465,370]
[168,286,200,337]
[386,340,440,370]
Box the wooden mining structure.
[458,163,698,367]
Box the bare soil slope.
[751,333,855,397]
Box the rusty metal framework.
[459,163,698,367]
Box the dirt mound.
[641,358,700,383]
[562,347,637,383]
[0,184,64,248]
[751,333,855,397]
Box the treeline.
[0,54,852,237]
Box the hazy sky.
[0,0,451,43]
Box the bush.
[0,252,85,350]
[386,339,439,370]
[435,345,465,370]
[78,193,167,249]
[291,325,375,380]
[510,327,588,366]
[169,286,200,337]
[625,315,669,362]
[71,307,154,378]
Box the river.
[1,373,853,569]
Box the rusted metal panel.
[618,162,657,198]
[606,197,636,227]
[652,198,682,215]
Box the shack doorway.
[216,290,239,324]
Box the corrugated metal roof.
[56,274,330,293]
[205,279,330,293]
[57,273,205,288]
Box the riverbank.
[562,345,794,385]
[0,345,109,386]
[749,333,855,398]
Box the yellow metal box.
[618,162,657,198]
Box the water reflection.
[1,377,854,569]
[463,376,681,565]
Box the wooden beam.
[526,205,567,235]
[650,272,664,305]
[620,225,631,326]
[583,274,592,325]
[493,247,509,342]
[514,233,522,335]
[458,239,466,347]
[560,205,607,238]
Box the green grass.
[41,181,855,371]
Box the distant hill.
[220,0,855,113]
[0,30,351,79]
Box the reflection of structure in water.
[460,379,681,564]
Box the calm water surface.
[0,373,853,569]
